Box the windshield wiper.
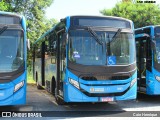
[86,27,103,45]
[107,28,122,55]
[107,34,111,55]
[111,28,122,42]
[0,25,8,35]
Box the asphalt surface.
[0,84,160,119]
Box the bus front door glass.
[136,38,147,88]
[154,27,160,71]
[58,31,66,95]
[155,38,160,64]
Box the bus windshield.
[155,37,160,64]
[0,29,24,73]
[69,29,135,65]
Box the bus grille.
[80,75,130,81]
[111,76,130,80]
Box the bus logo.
[90,88,94,92]
[90,88,105,92]
[2,112,11,117]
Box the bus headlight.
[14,81,24,92]
[69,78,80,89]
[130,78,137,87]
[155,76,160,82]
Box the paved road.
[1,84,160,119]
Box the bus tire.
[51,76,56,95]
[56,96,65,105]
[36,72,43,90]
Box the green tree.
[0,0,57,69]
[100,1,160,28]
[27,18,57,71]
[1,0,56,42]
[0,0,9,11]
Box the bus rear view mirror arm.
[151,40,156,51]
[62,33,68,43]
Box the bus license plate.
[101,97,114,102]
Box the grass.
[27,72,36,84]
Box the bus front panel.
[0,72,26,106]
[63,69,137,102]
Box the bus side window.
[35,44,42,58]
[45,36,49,58]
[50,33,57,64]
[136,41,140,63]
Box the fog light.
[14,81,24,92]
[155,76,160,82]
[130,78,137,87]
[69,78,80,89]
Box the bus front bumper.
[64,82,137,102]
[0,85,26,106]
[0,72,26,106]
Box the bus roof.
[64,15,132,23]
[135,33,150,38]
[0,11,22,18]
[0,11,26,31]
[33,15,133,45]
[135,25,160,31]
[33,23,59,45]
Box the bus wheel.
[55,96,65,105]
[51,76,56,95]
[36,72,43,90]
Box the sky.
[46,0,160,21]
[45,0,121,21]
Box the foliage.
[27,71,35,84]
[1,0,56,42]
[100,1,160,28]
[0,0,58,70]
[0,1,9,11]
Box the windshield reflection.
[69,29,135,66]
[0,29,24,73]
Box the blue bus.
[0,11,27,105]
[33,16,137,104]
[135,26,160,95]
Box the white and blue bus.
[0,11,27,105]
[135,26,160,95]
[33,16,137,104]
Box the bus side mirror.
[62,33,68,41]
[143,58,146,62]
[151,40,156,51]
[27,39,30,50]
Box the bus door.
[136,35,150,92]
[57,29,66,97]
[41,41,45,86]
